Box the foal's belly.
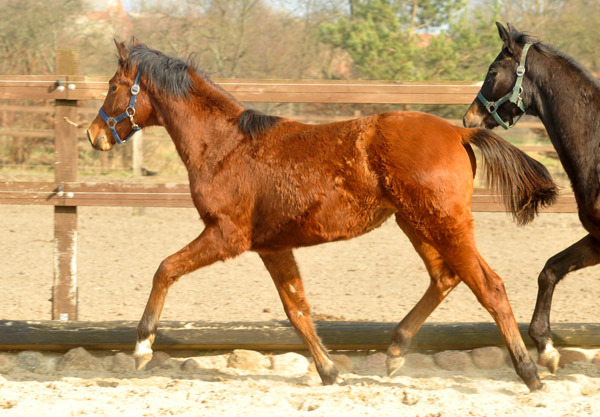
[251,196,396,251]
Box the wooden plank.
[0,128,54,138]
[0,182,579,212]
[0,182,193,207]
[0,76,482,104]
[471,193,578,213]
[52,50,79,321]
[1,104,553,130]
[0,320,598,351]
[0,75,69,100]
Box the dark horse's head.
[463,23,537,130]
[87,40,193,151]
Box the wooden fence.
[0,51,584,350]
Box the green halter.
[477,42,533,130]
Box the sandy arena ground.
[1,205,599,416]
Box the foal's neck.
[153,75,245,174]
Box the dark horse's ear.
[114,38,129,63]
[131,36,141,47]
[495,22,514,54]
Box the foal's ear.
[495,22,514,54]
[114,38,129,62]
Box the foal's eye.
[110,85,117,92]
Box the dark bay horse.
[463,22,600,373]
[87,40,558,391]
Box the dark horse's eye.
[110,85,117,92]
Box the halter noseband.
[477,42,533,130]
[98,71,142,144]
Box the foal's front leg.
[134,224,248,369]
[260,249,339,385]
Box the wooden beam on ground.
[0,320,598,351]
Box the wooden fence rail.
[0,75,483,103]
[0,51,578,329]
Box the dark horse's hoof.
[528,379,544,392]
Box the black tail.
[463,128,558,225]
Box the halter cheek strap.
[477,42,533,130]
[98,71,142,144]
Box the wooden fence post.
[52,50,79,320]
[132,131,146,215]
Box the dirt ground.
[1,205,597,324]
[1,205,599,416]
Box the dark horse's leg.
[529,234,600,372]
[134,225,248,369]
[386,215,461,375]
[259,249,338,385]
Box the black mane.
[124,44,195,98]
[124,43,281,137]
[509,28,600,91]
[125,43,236,101]
[238,109,282,138]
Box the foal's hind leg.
[259,249,338,385]
[529,234,600,373]
[134,225,248,369]
[387,216,461,376]
[446,244,542,391]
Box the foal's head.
[87,40,195,151]
[463,23,536,130]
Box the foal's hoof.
[538,346,560,373]
[316,361,339,385]
[320,368,339,385]
[386,356,406,377]
[134,353,153,370]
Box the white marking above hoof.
[538,343,560,373]
[134,339,153,356]
[133,339,153,370]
